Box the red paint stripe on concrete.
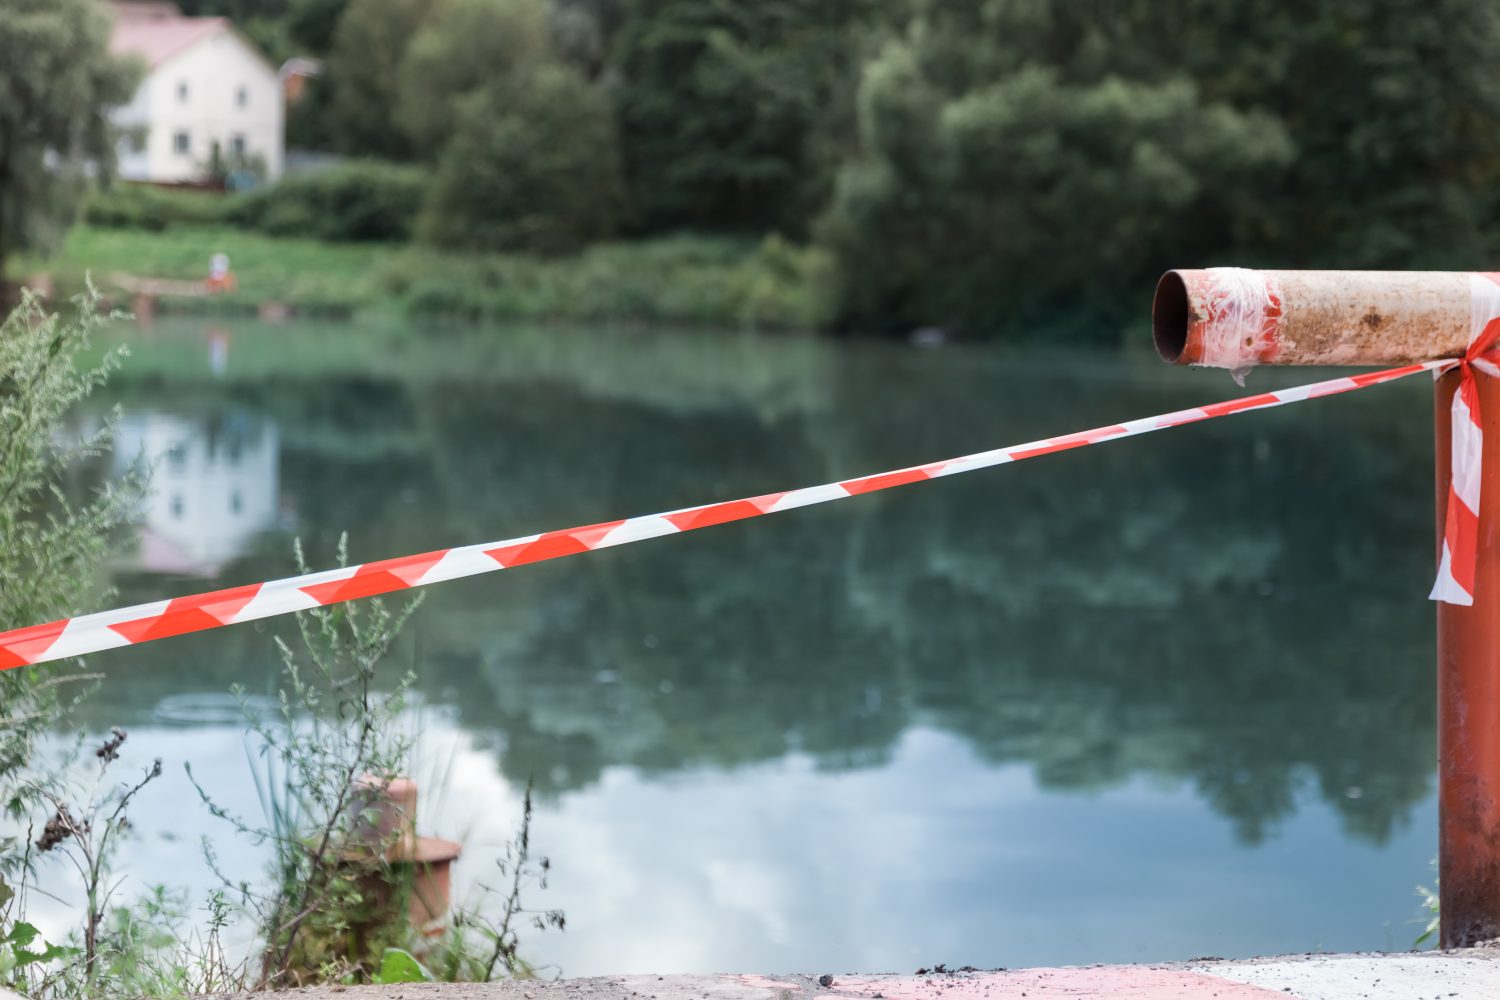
[828,970,1290,999]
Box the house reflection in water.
[114,411,280,577]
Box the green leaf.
[14,942,78,968]
[373,948,433,984]
[6,923,39,948]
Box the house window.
[236,86,248,108]
[125,128,147,154]
[174,131,191,155]
[231,134,246,158]
[229,490,243,515]
[177,81,188,102]
[166,442,187,472]
[170,494,184,519]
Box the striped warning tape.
[0,360,1450,670]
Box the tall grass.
[0,297,564,998]
[383,234,836,331]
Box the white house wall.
[119,28,284,183]
[113,75,152,181]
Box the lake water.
[37,316,1441,974]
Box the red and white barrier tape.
[0,360,1454,670]
[1430,274,1500,605]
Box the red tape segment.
[0,361,1450,670]
[1430,274,1500,605]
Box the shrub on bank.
[83,162,424,244]
[417,66,624,254]
[381,234,837,331]
[227,160,426,242]
[83,184,233,231]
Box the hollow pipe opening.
[1153,271,1190,364]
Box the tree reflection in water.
[88,322,1437,848]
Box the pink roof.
[108,3,234,69]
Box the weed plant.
[0,296,563,997]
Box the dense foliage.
[83,186,231,232]
[0,0,138,281]
[820,26,1294,339]
[30,0,1500,339]
[610,0,878,234]
[228,160,427,242]
[820,0,1500,337]
[85,163,426,243]
[394,0,553,154]
[322,0,433,161]
[418,67,624,252]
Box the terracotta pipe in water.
[349,775,462,936]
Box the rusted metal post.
[1436,368,1500,945]
[1154,267,1500,946]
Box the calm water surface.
[42,317,1440,973]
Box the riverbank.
[12,225,836,331]
[239,954,1500,1000]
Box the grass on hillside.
[16,225,391,314]
[15,224,837,332]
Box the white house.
[107,1,284,184]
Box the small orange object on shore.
[205,252,236,293]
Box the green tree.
[1168,0,1500,268]
[949,0,1500,269]
[821,45,1292,339]
[610,0,884,234]
[821,0,1500,340]
[549,0,625,79]
[324,0,435,160]
[177,0,292,17]
[0,0,138,284]
[286,0,351,52]
[418,65,625,253]
[395,0,553,155]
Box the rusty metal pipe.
[1154,269,1474,368]
[1155,266,1500,945]
[1436,368,1500,947]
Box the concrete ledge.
[263,952,1500,1000]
